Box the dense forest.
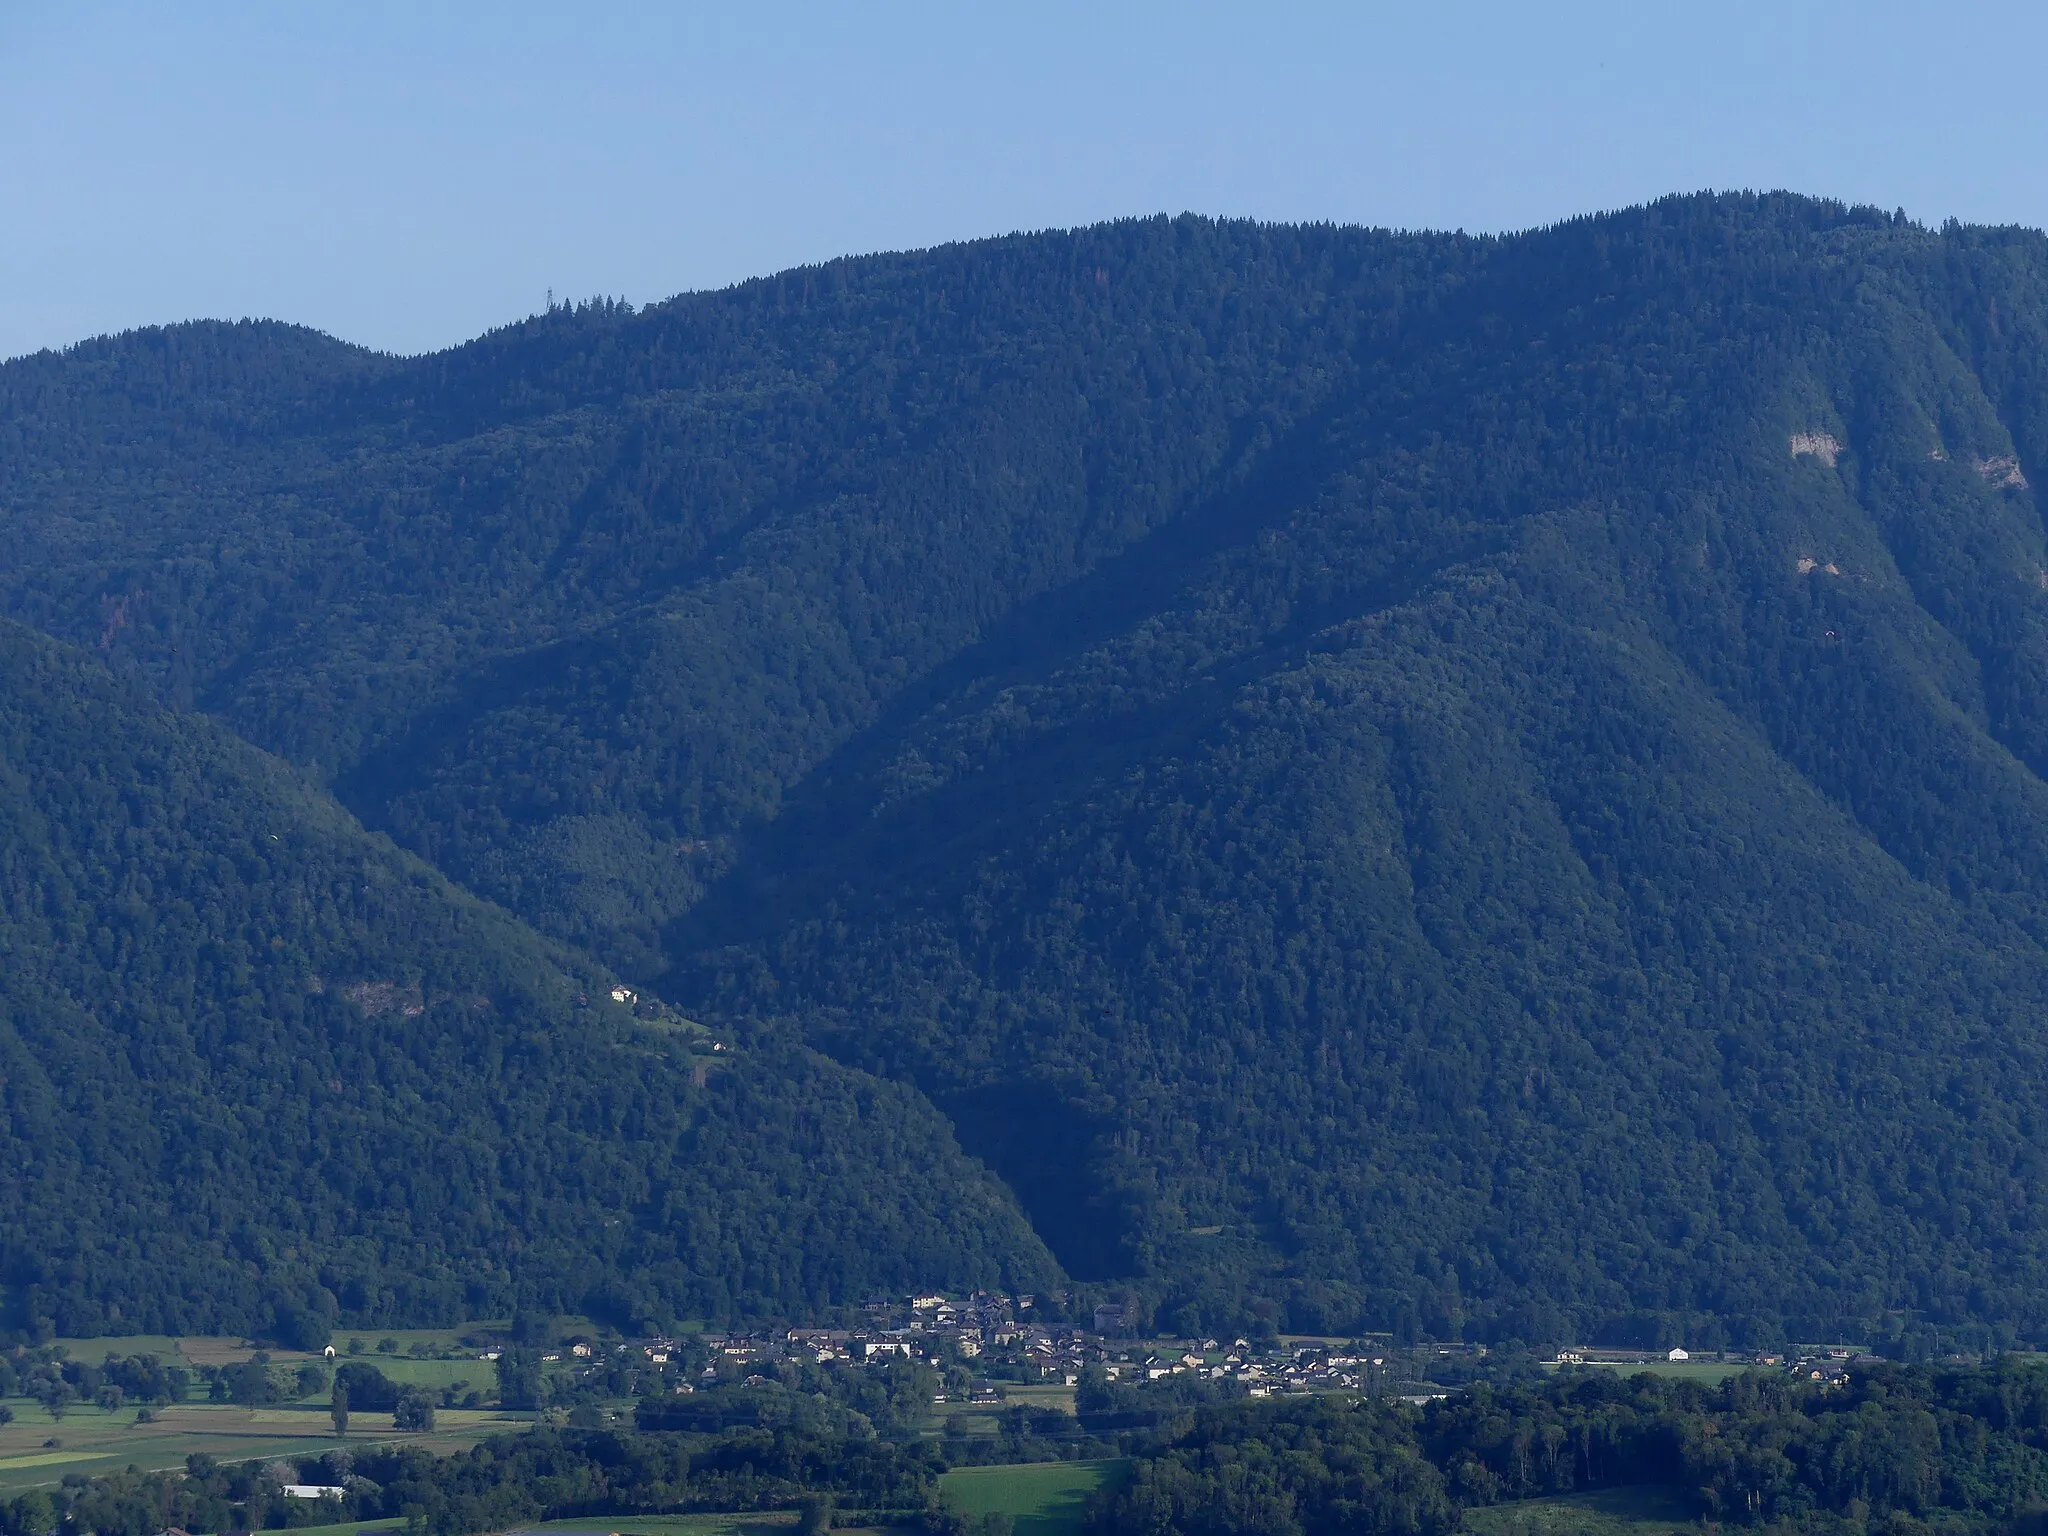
[11,193,2048,1341]
[1089,1360,2048,1535]
[24,1359,2048,1535]
[0,621,1054,1336]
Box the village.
[529,1291,1439,1406]
[527,1291,1917,1414]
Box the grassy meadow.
[998,1384,1079,1415]
[511,1518,799,1535]
[0,1399,526,1489]
[49,1330,509,1404]
[940,1460,1130,1536]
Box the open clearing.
[52,1336,190,1362]
[0,1400,525,1489]
[56,1331,510,1372]
[940,1460,1130,1536]
[48,1333,510,1411]
[331,1326,507,1356]
[998,1385,1079,1415]
[1463,1484,1699,1536]
[341,1357,494,1392]
[512,1518,798,1535]
[0,1452,105,1470]
[232,1511,793,1536]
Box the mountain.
[10,193,2048,1346]
[0,620,1054,1339]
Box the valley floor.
[0,1400,526,1491]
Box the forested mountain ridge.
[0,620,1055,1338]
[0,218,1448,969]
[11,193,2048,1346]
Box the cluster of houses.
[686,1291,1110,1385]
[510,1294,1905,1407]
[530,1291,1454,1403]
[1096,1340,1389,1398]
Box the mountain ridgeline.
[9,192,2048,1347]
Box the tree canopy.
[10,195,2048,1341]
[0,622,1052,1337]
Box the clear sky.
[5,0,2048,361]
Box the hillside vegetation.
[10,194,2048,1344]
[0,622,1053,1337]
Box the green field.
[513,1518,797,1535]
[0,1452,105,1471]
[998,1385,1079,1415]
[332,1325,506,1355]
[54,1326,510,1360]
[52,1323,611,1379]
[940,1461,1130,1536]
[51,1335,190,1362]
[1464,1484,1699,1535]
[344,1357,494,1392]
[933,1381,1087,1442]
[278,1521,405,1536]
[47,1330,510,1406]
[0,1400,526,1489]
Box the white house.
[1667,1347,1690,1361]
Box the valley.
[12,0,2045,1524]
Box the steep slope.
[672,206,2048,1346]
[10,197,2048,1346]
[0,621,1054,1338]
[0,224,1448,972]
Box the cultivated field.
[512,1518,799,1535]
[939,1460,1130,1536]
[342,1357,495,1394]
[998,1384,1079,1415]
[46,1330,513,1412]
[0,1399,526,1489]
[304,1513,905,1536]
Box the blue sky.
[5,0,2048,360]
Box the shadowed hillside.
[0,621,1054,1337]
[10,195,2048,1344]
